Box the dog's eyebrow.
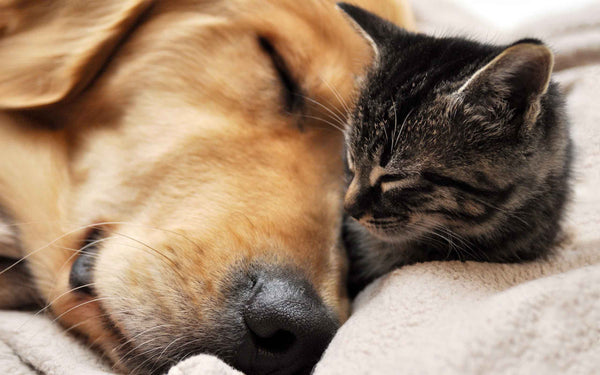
[258,36,304,115]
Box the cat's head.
[338,4,561,243]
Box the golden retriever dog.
[0,0,413,374]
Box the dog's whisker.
[3,219,203,251]
[0,222,108,277]
[152,335,188,370]
[61,311,117,335]
[28,283,98,320]
[115,324,174,355]
[50,296,134,324]
[122,336,167,372]
[130,348,167,374]
[110,231,189,282]
[44,236,118,307]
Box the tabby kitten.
[338,4,572,296]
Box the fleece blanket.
[1,1,599,374]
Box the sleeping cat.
[338,3,572,296]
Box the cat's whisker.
[469,196,531,229]
[434,225,483,261]
[297,94,347,127]
[391,101,398,151]
[299,114,345,133]
[393,107,414,149]
[319,75,352,116]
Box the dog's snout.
[236,272,339,375]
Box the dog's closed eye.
[258,36,304,114]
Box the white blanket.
[1,1,599,374]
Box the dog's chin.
[88,290,245,375]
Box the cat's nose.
[344,190,372,220]
[344,179,369,219]
[344,199,365,220]
[235,271,339,375]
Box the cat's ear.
[457,41,554,126]
[337,3,401,63]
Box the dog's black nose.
[235,272,339,375]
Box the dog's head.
[0,0,411,373]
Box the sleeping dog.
[0,0,413,374]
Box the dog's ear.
[0,0,154,110]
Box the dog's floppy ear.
[0,0,154,110]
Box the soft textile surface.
[1,1,599,374]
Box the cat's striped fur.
[339,4,572,296]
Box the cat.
[337,3,572,296]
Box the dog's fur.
[0,0,413,373]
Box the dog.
[0,0,413,374]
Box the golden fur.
[0,0,413,372]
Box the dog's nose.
[235,272,339,375]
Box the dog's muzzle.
[68,233,339,375]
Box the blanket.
[1,1,599,374]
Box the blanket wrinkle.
[1,1,599,374]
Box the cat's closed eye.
[378,173,408,184]
[378,173,415,193]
